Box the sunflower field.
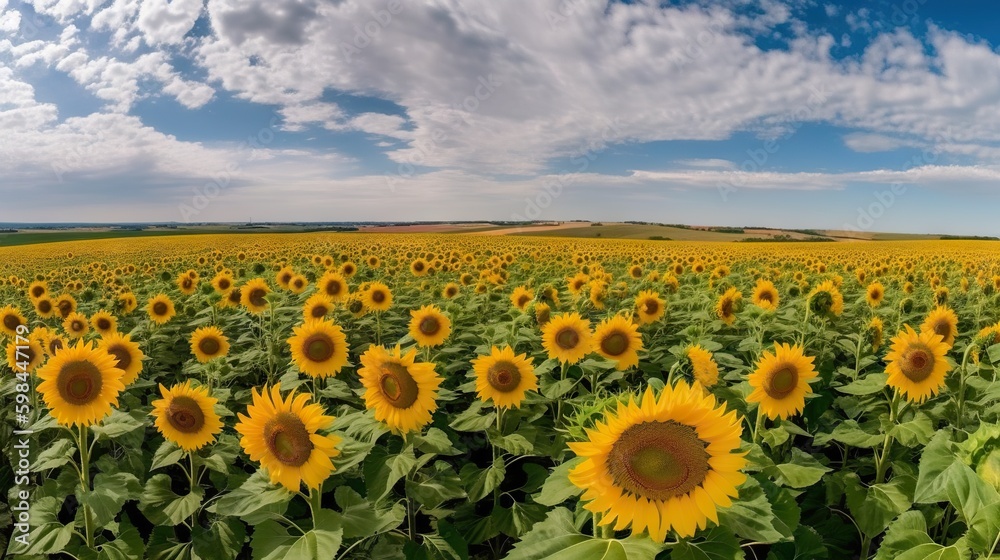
[3,233,1000,559]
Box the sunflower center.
[759,292,773,303]
[487,361,522,393]
[97,318,111,330]
[280,273,292,284]
[263,412,314,467]
[555,327,580,350]
[49,338,64,354]
[517,295,530,307]
[198,337,221,356]
[38,300,52,313]
[419,316,440,336]
[902,347,934,382]
[933,322,951,339]
[379,362,419,409]
[152,302,168,316]
[3,314,21,331]
[56,360,103,406]
[371,290,386,304]
[58,301,73,317]
[303,334,335,362]
[765,366,798,399]
[31,286,45,298]
[218,279,231,290]
[643,300,659,314]
[600,331,629,357]
[325,281,342,296]
[607,421,710,502]
[71,321,84,332]
[249,289,267,307]
[166,396,205,434]
[182,279,193,289]
[228,289,242,304]
[107,345,132,370]
[720,298,734,316]
[414,262,425,272]
[349,300,364,314]
[810,291,833,314]
[310,305,328,318]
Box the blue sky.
[1,0,999,234]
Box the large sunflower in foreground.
[885,325,951,404]
[920,306,959,347]
[358,345,441,434]
[541,312,593,364]
[408,305,452,348]
[747,343,817,420]
[592,315,643,370]
[288,319,349,378]
[235,384,342,491]
[151,381,223,451]
[472,346,537,409]
[97,332,145,385]
[147,294,176,325]
[190,326,230,363]
[36,340,126,427]
[569,383,746,540]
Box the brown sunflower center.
[933,321,951,340]
[31,286,45,298]
[765,365,798,399]
[107,344,132,371]
[517,295,530,307]
[325,281,342,296]
[414,261,425,272]
[49,338,64,354]
[419,316,441,336]
[166,396,205,434]
[58,301,73,317]
[71,320,85,332]
[280,272,292,284]
[607,421,710,501]
[56,360,103,405]
[228,289,242,304]
[38,300,53,313]
[263,412,314,467]
[303,333,335,362]
[310,305,328,318]
[152,302,168,316]
[901,347,934,382]
[871,289,881,299]
[600,331,629,357]
[249,288,268,307]
[555,327,580,350]
[293,279,304,289]
[96,318,111,331]
[758,291,774,303]
[720,298,734,317]
[379,362,419,409]
[182,279,193,289]
[198,337,222,356]
[643,300,659,314]
[487,361,522,393]
[349,300,364,314]
[218,278,231,290]
[3,314,21,331]
[371,290,386,304]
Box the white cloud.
[137,0,204,45]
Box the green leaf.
[414,427,461,455]
[212,470,292,524]
[717,478,790,544]
[669,527,742,560]
[987,343,1000,365]
[364,444,417,503]
[463,457,507,503]
[251,510,343,560]
[97,521,144,560]
[488,429,534,455]
[874,511,934,560]
[915,430,958,504]
[449,401,496,432]
[503,507,663,560]
[407,460,466,509]
[78,472,141,526]
[844,474,915,537]
[140,474,205,526]
[151,440,185,471]
[825,420,883,448]
[966,502,1000,555]
[192,518,246,560]
[894,543,966,560]
[941,460,1000,522]
[32,438,75,471]
[332,486,404,539]
[836,373,888,395]
[8,497,74,556]
[889,413,935,447]
[766,449,830,489]
[535,457,584,507]
[91,409,146,440]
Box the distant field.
[0,229,231,247]
[509,223,832,241]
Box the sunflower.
[34,296,56,318]
[55,295,77,319]
[533,302,551,327]
[317,271,349,302]
[0,305,26,339]
[235,384,342,491]
[541,312,593,364]
[177,273,198,295]
[97,332,145,385]
[921,306,959,347]
[866,282,885,307]
[567,273,590,295]
[867,316,885,351]
[589,281,607,310]
[147,294,177,325]
[276,266,295,290]
[592,315,643,370]
[409,305,452,347]
[211,272,235,294]
[410,258,429,277]
[28,280,48,301]
[442,283,460,299]
[38,329,67,357]
[289,275,308,295]
[687,345,719,388]
[36,340,126,427]
[62,312,90,339]
[569,383,746,540]
[288,319,349,378]
[510,286,534,311]
[715,288,742,325]
[346,295,368,318]
[7,338,44,374]
[340,261,357,278]
[119,293,138,314]
[808,280,844,318]
[151,381,223,452]
[364,282,393,312]
[241,279,271,314]
[302,294,334,321]
[472,346,537,409]
[751,280,779,311]
[219,287,243,309]
[190,326,230,363]
[747,343,817,420]
[634,290,666,325]
[90,310,117,337]
[358,345,442,434]
[885,325,951,404]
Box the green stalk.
[78,424,95,549]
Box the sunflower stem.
[188,452,199,528]
[375,312,382,346]
[955,344,974,429]
[751,406,766,446]
[308,486,323,529]
[555,361,567,425]
[78,424,95,549]
[874,390,900,485]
